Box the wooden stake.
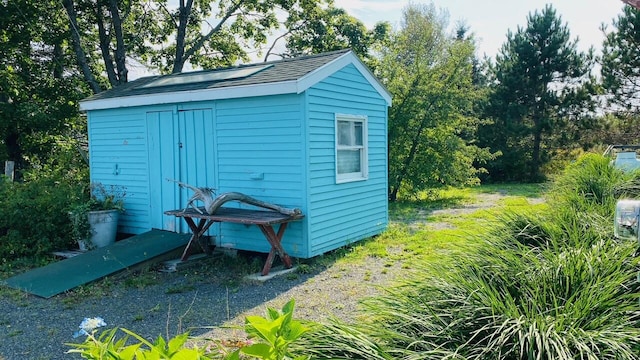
[4,161,14,181]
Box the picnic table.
[164,207,304,275]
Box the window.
[335,114,368,183]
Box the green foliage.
[67,328,209,359]
[0,0,89,170]
[0,173,87,261]
[480,5,595,182]
[68,183,126,246]
[0,140,87,262]
[602,5,640,114]
[67,300,310,360]
[382,3,495,201]
[295,320,393,360]
[232,299,310,360]
[276,1,390,68]
[298,154,640,359]
[548,153,630,217]
[352,237,640,359]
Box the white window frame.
[335,114,368,183]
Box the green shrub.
[548,153,630,216]
[0,143,88,264]
[347,236,640,359]
[0,174,86,262]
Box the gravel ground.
[0,248,403,359]
[0,191,526,360]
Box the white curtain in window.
[337,149,361,173]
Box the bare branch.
[174,0,243,73]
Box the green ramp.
[2,229,191,298]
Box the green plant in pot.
[69,184,125,251]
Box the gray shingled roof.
[84,49,352,102]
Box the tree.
[382,4,493,201]
[63,0,168,91]
[63,0,342,88]
[480,5,594,181]
[142,0,368,74]
[0,0,89,170]
[264,0,390,67]
[601,5,640,114]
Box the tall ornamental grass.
[299,153,640,359]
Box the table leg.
[258,223,292,275]
[182,218,216,261]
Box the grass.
[343,184,546,269]
[298,155,640,360]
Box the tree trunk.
[108,0,127,84]
[172,1,242,73]
[531,127,542,180]
[62,0,102,94]
[172,0,192,74]
[53,42,63,79]
[96,4,119,87]
[5,131,22,169]
[389,187,399,202]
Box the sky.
[333,0,626,59]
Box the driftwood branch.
[168,179,216,214]
[168,179,301,216]
[207,192,302,216]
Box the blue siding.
[306,64,388,257]
[146,108,216,234]
[88,108,151,234]
[215,94,307,257]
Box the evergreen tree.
[480,5,594,181]
[601,5,640,114]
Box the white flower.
[73,317,107,338]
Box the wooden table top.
[164,207,304,225]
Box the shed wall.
[88,107,154,234]
[306,64,388,257]
[214,94,307,257]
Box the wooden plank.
[165,207,304,225]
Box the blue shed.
[79,49,391,259]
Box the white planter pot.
[79,209,119,250]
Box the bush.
[548,153,631,216]
[0,143,88,263]
[0,175,86,261]
[305,234,640,359]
